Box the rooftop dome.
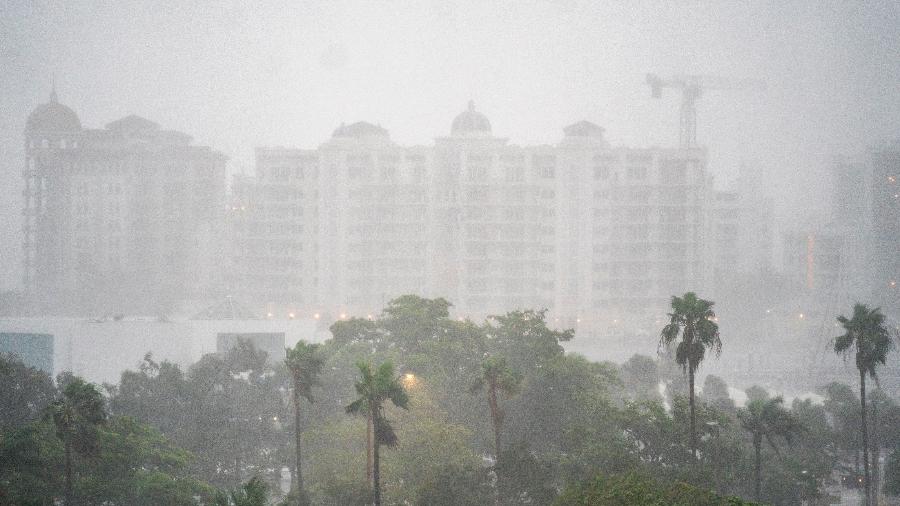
[451,100,491,136]
[332,121,389,139]
[26,89,82,132]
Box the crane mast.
[646,73,764,149]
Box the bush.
[554,473,757,506]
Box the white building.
[232,103,719,337]
[22,90,228,315]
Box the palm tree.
[834,303,894,505]
[345,361,409,506]
[47,377,107,506]
[659,292,721,459]
[738,396,803,502]
[470,356,521,461]
[284,340,324,502]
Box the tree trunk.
[488,382,502,506]
[489,383,502,460]
[366,412,375,488]
[235,454,242,487]
[754,435,762,503]
[373,436,381,506]
[689,365,697,459]
[64,439,73,506]
[872,391,880,505]
[292,382,305,495]
[860,370,870,506]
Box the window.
[627,166,647,179]
[505,166,524,182]
[467,164,487,181]
[593,166,610,179]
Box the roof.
[451,101,491,136]
[26,91,82,132]
[105,115,160,132]
[332,121,390,139]
[563,120,605,138]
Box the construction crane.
[646,73,765,149]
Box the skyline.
[3,0,900,290]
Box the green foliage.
[554,473,757,506]
[216,476,268,506]
[0,353,56,432]
[886,445,900,496]
[659,292,722,374]
[834,304,894,378]
[414,463,493,506]
[620,354,661,402]
[285,341,324,403]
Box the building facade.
[231,103,718,334]
[23,91,227,315]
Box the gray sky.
[2,0,899,290]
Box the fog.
[1,1,899,505]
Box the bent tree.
[346,361,409,506]
[834,304,893,505]
[659,292,721,459]
[284,340,324,502]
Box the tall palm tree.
[345,361,409,506]
[738,396,803,502]
[469,356,521,461]
[834,303,894,505]
[47,377,107,506]
[284,340,324,502]
[659,292,721,459]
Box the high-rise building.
[22,90,227,314]
[870,144,899,314]
[232,103,715,332]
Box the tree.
[659,292,722,459]
[216,476,268,506]
[834,304,894,505]
[621,354,660,402]
[345,361,409,506]
[0,353,56,432]
[46,377,107,506]
[737,396,803,502]
[554,472,756,506]
[285,340,324,502]
[470,356,521,461]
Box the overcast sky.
[2,0,899,290]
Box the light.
[889,175,897,183]
[367,314,374,320]
[765,309,771,314]
[890,280,896,287]
[266,312,273,318]
[401,372,419,389]
[288,312,295,319]
[612,319,618,324]
[339,313,347,319]
[313,313,320,319]
[273,416,278,421]
[576,318,581,323]
[798,313,804,319]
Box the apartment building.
[232,103,716,331]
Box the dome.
[451,100,491,136]
[26,91,81,132]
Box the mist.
[1,1,899,505]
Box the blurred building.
[0,332,54,374]
[232,102,716,332]
[22,89,227,315]
[870,144,899,315]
